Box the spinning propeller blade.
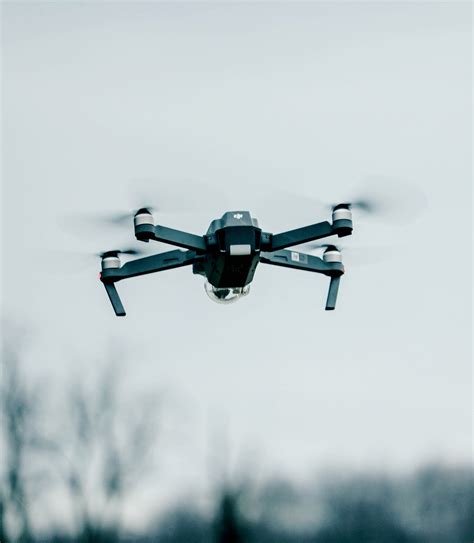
[333,178,427,221]
[35,245,149,275]
[96,248,145,258]
[67,178,233,230]
[96,208,157,227]
[264,177,427,223]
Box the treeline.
[139,463,473,543]
[1,338,472,543]
[34,463,473,543]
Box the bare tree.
[57,364,160,542]
[1,337,37,543]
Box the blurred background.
[1,1,472,542]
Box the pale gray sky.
[2,0,472,528]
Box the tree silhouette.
[58,365,160,542]
[1,337,37,543]
[214,492,246,543]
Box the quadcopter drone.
[99,205,353,316]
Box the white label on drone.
[233,213,243,220]
[291,251,300,262]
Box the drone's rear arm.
[100,249,199,316]
[269,221,334,251]
[259,249,344,310]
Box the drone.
[99,204,354,316]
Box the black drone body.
[100,206,353,316]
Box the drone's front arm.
[259,249,344,310]
[100,249,199,316]
[135,219,207,252]
[268,207,353,252]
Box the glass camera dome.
[204,281,250,304]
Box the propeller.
[310,243,340,251]
[331,199,378,215]
[257,176,427,224]
[308,243,344,262]
[64,178,232,233]
[338,177,427,222]
[36,245,149,275]
[96,248,145,258]
[64,206,156,232]
[93,207,157,228]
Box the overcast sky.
[2,0,472,527]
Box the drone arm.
[260,249,344,310]
[269,221,335,251]
[100,250,199,316]
[153,226,207,251]
[259,249,341,275]
[136,223,207,252]
[102,249,198,281]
